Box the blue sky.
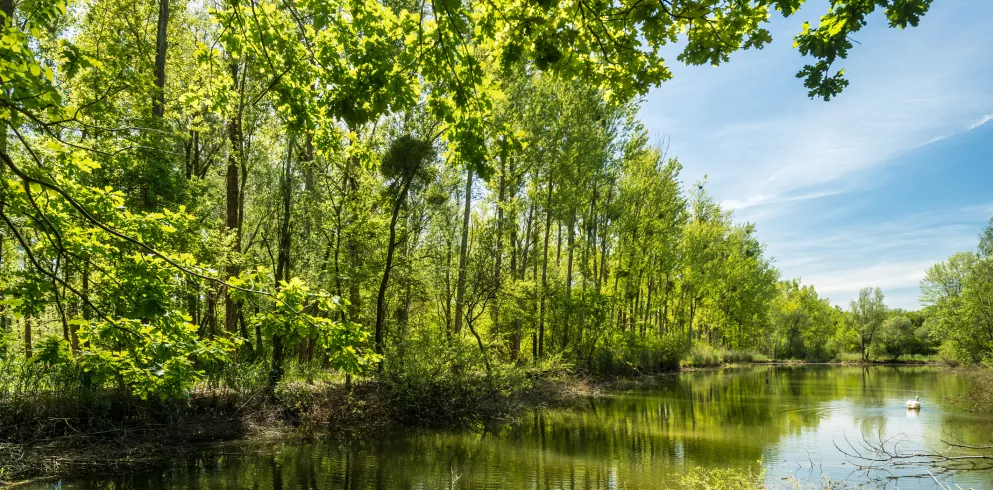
[638,1,993,310]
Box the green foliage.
[872,314,915,360]
[382,332,530,427]
[920,220,993,365]
[591,332,686,374]
[231,272,382,377]
[29,336,72,367]
[677,464,765,490]
[0,0,940,405]
[683,343,722,368]
[846,287,887,362]
[767,279,840,361]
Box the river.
[28,366,993,489]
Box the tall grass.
[680,343,761,368]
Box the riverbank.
[0,363,983,486]
[0,374,604,485]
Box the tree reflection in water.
[33,366,993,489]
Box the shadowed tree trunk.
[492,153,505,341]
[564,207,575,347]
[24,317,31,359]
[152,0,169,117]
[269,133,294,390]
[538,178,553,359]
[454,168,472,335]
[225,62,243,336]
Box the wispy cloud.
[638,1,993,310]
[642,1,993,213]
[767,208,990,308]
[801,260,934,296]
[968,113,993,130]
[722,190,845,212]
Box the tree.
[874,314,914,360]
[375,136,434,357]
[920,219,993,364]
[848,287,887,362]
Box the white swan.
[906,395,921,410]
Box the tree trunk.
[492,154,505,340]
[0,0,13,152]
[538,178,553,359]
[270,133,294,390]
[0,231,7,351]
[375,177,414,357]
[24,317,31,359]
[152,0,169,117]
[224,62,243,336]
[509,191,520,360]
[563,207,575,347]
[660,276,670,337]
[345,156,362,324]
[643,277,653,337]
[453,168,472,335]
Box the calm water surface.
[35,366,993,489]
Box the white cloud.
[968,113,993,130]
[767,209,989,309]
[641,1,993,214]
[722,190,844,212]
[637,1,993,311]
[802,260,933,296]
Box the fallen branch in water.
[833,431,993,478]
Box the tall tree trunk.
[538,179,553,358]
[563,207,575,348]
[152,0,169,117]
[688,295,697,347]
[375,177,414,357]
[660,275,670,337]
[224,62,243,336]
[269,134,294,390]
[0,0,13,153]
[492,155,505,340]
[185,129,199,179]
[0,229,7,351]
[24,317,31,359]
[345,157,362,324]
[598,187,613,291]
[453,168,473,335]
[512,197,535,361]
[509,226,520,360]
[643,277,653,337]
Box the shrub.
[381,332,530,428]
[721,349,757,364]
[682,343,721,368]
[589,332,685,375]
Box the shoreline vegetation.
[0,359,984,486]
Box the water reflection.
[34,366,993,489]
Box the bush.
[834,351,864,364]
[382,333,530,428]
[682,343,721,368]
[721,349,757,364]
[588,331,684,375]
[678,344,763,367]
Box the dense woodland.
[1,0,986,407]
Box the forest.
[3,0,993,483]
[1,0,987,400]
